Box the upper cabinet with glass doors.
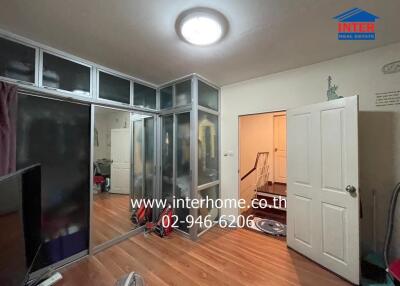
[98,71,131,104]
[159,79,192,110]
[0,37,36,84]
[198,80,218,111]
[134,83,157,109]
[160,85,173,109]
[42,52,91,96]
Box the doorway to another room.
[239,111,287,237]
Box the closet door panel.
[176,112,191,232]
[16,94,90,270]
[161,116,174,202]
[198,111,219,186]
[144,117,155,199]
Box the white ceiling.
[1,0,399,86]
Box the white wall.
[220,42,400,259]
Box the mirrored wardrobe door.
[92,106,134,249]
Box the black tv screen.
[0,165,42,286]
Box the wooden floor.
[92,193,137,247]
[59,227,350,286]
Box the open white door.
[110,128,131,194]
[273,114,287,183]
[287,96,360,284]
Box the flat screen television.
[0,164,42,286]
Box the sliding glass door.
[175,112,191,232]
[92,107,156,251]
[160,112,191,233]
[92,106,132,248]
[16,94,90,270]
[197,82,220,236]
[132,114,156,201]
[161,116,174,202]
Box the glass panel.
[134,83,156,109]
[175,80,191,106]
[175,112,191,232]
[42,52,90,95]
[93,106,134,247]
[198,185,220,233]
[16,94,90,269]
[144,117,155,199]
[198,111,219,185]
[161,116,173,202]
[132,116,154,201]
[98,71,130,104]
[132,119,143,200]
[160,85,173,109]
[198,81,218,111]
[0,37,35,84]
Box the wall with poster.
[220,42,400,259]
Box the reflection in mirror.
[198,111,219,186]
[92,106,133,247]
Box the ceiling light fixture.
[176,7,228,46]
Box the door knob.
[345,185,357,194]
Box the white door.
[110,128,131,194]
[273,114,287,183]
[287,96,359,284]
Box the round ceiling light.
[176,8,228,46]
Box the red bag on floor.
[154,204,173,237]
[131,200,152,226]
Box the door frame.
[237,109,286,215]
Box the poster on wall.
[375,90,400,107]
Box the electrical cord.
[384,182,400,269]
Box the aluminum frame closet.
[0,28,221,277]
[158,75,221,240]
